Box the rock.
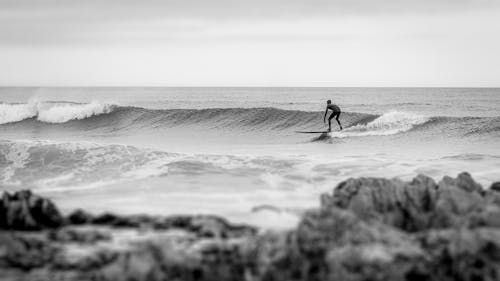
[91,213,143,228]
[321,174,439,232]
[1,173,500,281]
[294,208,425,281]
[418,228,500,281]
[48,228,111,244]
[440,172,484,194]
[67,209,94,225]
[96,234,255,281]
[321,173,493,231]
[0,233,59,270]
[89,213,257,238]
[490,182,500,192]
[0,190,64,230]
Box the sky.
[1,0,500,86]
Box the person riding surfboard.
[323,100,343,132]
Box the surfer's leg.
[328,113,335,131]
[336,112,342,130]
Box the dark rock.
[67,209,94,225]
[1,173,500,281]
[91,213,142,228]
[89,213,257,238]
[0,233,59,270]
[440,172,484,194]
[0,190,64,230]
[490,182,500,192]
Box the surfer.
[323,100,343,131]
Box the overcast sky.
[1,0,499,86]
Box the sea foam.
[0,101,114,124]
[0,103,37,124]
[36,102,114,123]
[330,111,429,138]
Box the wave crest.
[0,103,37,124]
[0,101,115,124]
[329,111,429,138]
[37,102,115,123]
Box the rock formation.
[1,172,500,281]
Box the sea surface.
[1,87,500,228]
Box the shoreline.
[1,172,500,280]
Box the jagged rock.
[321,174,439,232]
[321,173,493,231]
[1,174,500,281]
[295,208,425,281]
[440,172,484,194]
[0,190,64,230]
[418,228,500,281]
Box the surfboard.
[296,131,330,134]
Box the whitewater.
[1,87,500,228]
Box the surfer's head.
[327,100,331,104]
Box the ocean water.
[1,87,500,228]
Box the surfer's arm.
[323,108,328,123]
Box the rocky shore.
[1,172,500,281]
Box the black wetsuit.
[325,104,342,130]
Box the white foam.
[0,102,37,124]
[0,101,114,124]
[37,101,114,123]
[331,111,429,138]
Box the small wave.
[328,111,430,138]
[0,140,306,190]
[0,101,115,124]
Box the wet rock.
[0,190,64,230]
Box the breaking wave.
[328,111,430,138]
[1,101,498,139]
[0,101,114,124]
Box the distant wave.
[0,101,114,124]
